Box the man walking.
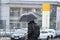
[28,20,40,40]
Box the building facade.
[1,0,60,30]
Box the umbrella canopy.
[20,13,38,22]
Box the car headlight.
[19,35,22,38]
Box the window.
[20,22,28,28]
[0,20,6,29]
[50,6,56,29]
[10,20,19,22]
[9,8,42,29]
[22,8,32,13]
[10,8,20,17]
[48,31,54,33]
[10,8,21,29]
[10,23,20,29]
[41,31,48,33]
[35,8,42,13]
[34,8,42,28]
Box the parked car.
[55,30,60,38]
[38,29,56,40]
[45,29,56,38]
[10,28,27,40]
[21,28,27,31]
[38,30,50,40]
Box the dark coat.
[28,22,40,40]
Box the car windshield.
[21,28,28,31]
[40,31,48,33]
[48,31,54,33]
[14,29,27,34]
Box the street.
[0,37,10,40]
[40,38,60,40]
[0,37,60,40]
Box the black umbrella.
[20,13,37,22]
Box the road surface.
[0,37,60,40]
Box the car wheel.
[51,35,53,39]
[47,36,49,40]
[54,36,58,38]
[58,36,60,38]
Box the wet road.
[0,37,60,40]
[40,38,60,40]
[0,37,10,40]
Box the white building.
[0,0,60,29]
